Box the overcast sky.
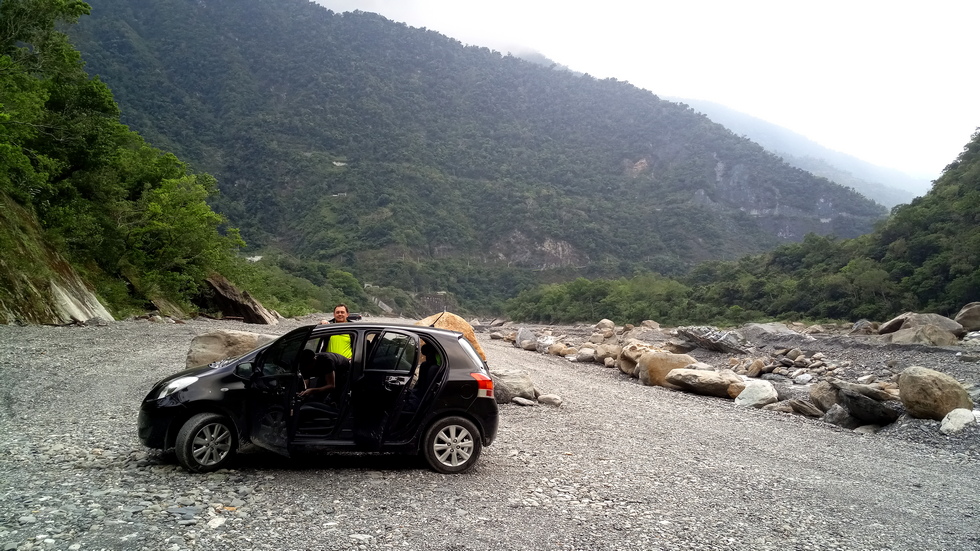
[313,0,978,180]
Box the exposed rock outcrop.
[204,274,278,325]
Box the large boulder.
[547,342,568,356]
[635,352,696,388]
[186,329,277,368]
[514,327,538,350]
[596,319,616,331]
[850,319,876,335]
[828,379,897,402]
[618,341,662,376]
[675,326,749,354]
[898,366,974,420]
[734,380,779,408]
[738,322,797,341]
[940,409,978,435]
[879,312,964,338]
[823,403,862,430]
[881,325,959,346]
[878,312,913,335]
[594,343,623,363]
[489,369,537,404]
[836,389,900,425]
[535,335,557,353]
[953,302,980,332]
[204,274,278,325]
[574,347,597,363]
[665,368,742,398]
[906,313,965,337]
[788,399,825,417]
[809,381,839,412]
[416,311,487,361]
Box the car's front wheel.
[422,416,482,474]
[175,413,238,473]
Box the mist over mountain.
[68,0,886,297]
[674,98,932,208]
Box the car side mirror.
[235,362,255,378]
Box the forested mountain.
[677,98,931,207]
[67,0,886,301]
[508,129,980,324]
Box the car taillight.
[470,372,494,399]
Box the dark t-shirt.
[301,352,350,400]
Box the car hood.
[154,363,228,388]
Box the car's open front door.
[246,326,314,457]
[351,330,419,450]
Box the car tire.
[422,416,482,474]
[175,413,238,473]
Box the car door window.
[365,332,418,373]
[255,331,309,376]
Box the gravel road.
[0,317,978,551]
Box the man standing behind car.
[320,304,353,358]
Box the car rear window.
[457,337,487,372]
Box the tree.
[1,0,249,314]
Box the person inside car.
[298,349,350,403]
[405,342,442,412]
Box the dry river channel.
[0,317,977,551]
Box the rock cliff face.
[489,231,588,270]
[711,161,881,241]
[0,246,113,325]
[0,196,113,325]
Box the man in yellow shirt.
[323,303,353,358]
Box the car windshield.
[209,343,272,368]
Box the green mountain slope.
[68,0,886,286]
[506,129,980,324]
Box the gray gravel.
[0,317,978,551]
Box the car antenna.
[429,310,447,328]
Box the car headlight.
[157,376,199,400]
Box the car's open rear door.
[351,330,419,450]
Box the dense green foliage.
[67,0,887,312]
[507,131,980,325]
[0,0,354,318]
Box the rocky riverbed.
[0,316,978,551]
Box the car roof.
[308,322,465,339]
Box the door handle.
[384,375,411,388]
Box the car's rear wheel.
[175,413,237,473]
[422,416,482,474]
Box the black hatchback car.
[138,323,498,473]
